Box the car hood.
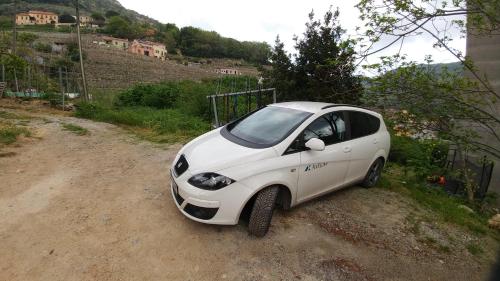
[181,128,277,175]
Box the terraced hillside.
[33,32,259,92]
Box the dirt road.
[0,108,498,281]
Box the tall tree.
[264,9,361,103]
[265,36,294,100]
[356,0,500,200]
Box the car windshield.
[227,106,311,145]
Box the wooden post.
[64,67,69,95]
[58,67,65,110]
[12,0,17,55]
[14,68,19,93]
[75,0,88,100]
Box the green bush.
[34,42,52,53]
[389,135,448,178]
[115,77,259,119]
[116,83,179,109]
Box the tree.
[104,16,133,39]
[264,9,361,103]
[105,10,120,18]
[356,0,500,200]
[59,14,76,24]
[355,0,500,98]
[294,9,361,103]
[91,12,105,26]
[264,36,294,100]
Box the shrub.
[34,42,52,53]
[116,83,178,109]
[389,135,448,178]
[75,102,210,143]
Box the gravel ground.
[0,105,498,281]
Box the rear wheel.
[362,158,384,188]
[248,186,279,237]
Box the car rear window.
[348,111,380,139]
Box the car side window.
[348,111,380,139]
[284,111,347,155]
[304,111,346,145]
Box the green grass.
[379,164,495,237]
[0,110,31,120]
[62,123,89,136]
[0,122,31,146]
[75,103,210,143]
[466,243,484,256]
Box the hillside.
[0,0,157,23]
[33,32,259,92]
[418,61,463,74]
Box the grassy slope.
[75,103,210,143]
[378,164,498,239]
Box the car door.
[344,110,382,184]
[296,111,351,203]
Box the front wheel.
[362,158,384,188]
[248,186,279,237]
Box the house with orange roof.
[129,40,167,61]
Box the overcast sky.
[118,0,465,69]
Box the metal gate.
[207,88,276,128]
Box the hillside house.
[16,10,58,25]
[216,68,241,75]
[129,40,167,61]
[102,36,129,50]
[79,15,92,26]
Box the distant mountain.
[0,0,158,24]
[417,61,463,74]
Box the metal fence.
[207,88,276,128]
[444,149,495,199]
[1,62,82,107]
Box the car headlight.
[188,173,235,190]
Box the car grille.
[174,154,189,177]
[184,204,218,220]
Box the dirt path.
[0,108,498,281]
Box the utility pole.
[12,0,17,55]
[75,0,89,100]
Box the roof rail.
[321,104,371,110]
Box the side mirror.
[305,138,325,151]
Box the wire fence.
[1,61,83,107]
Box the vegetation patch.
[0,110,31,120]
[466,243,484,256]
[75,103,209,143]
[379,164,495,238]
[61,123,89,136]
[0,121,31,146]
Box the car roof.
[270,101,382,117]
[270,101,334,113]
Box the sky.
[118,0,465,69]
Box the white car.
[170,102,390,236]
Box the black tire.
[362,158,384,188]
[248,186,280,237]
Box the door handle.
[343,146,352,153]
[373,138,378,144]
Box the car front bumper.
[170,169,253,225]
